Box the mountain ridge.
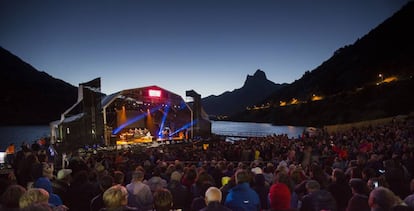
[229,1,414,126]
[201,69,285,117]
[0,47,78,125]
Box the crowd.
[1,117,414,211]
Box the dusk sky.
[0,0,408,99]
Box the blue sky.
[0,0,408,98]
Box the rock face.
[0,47,78,125]
[201,69,285,116]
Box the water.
[0,125,50,151]
[211,121,305,139]
[0,121,306,151]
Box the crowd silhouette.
[1,117,414,211]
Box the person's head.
[153,188,173,211]
[170,171,182,182]
[368,186,396,210]
[204,187,222,204]
[113,171,125,185]
[331,168,346,183]
[131,170,145,182]
[305,180,320,193]
[349,178,369,195]
[21,202,53,211]
[103,185,128,208]
[57,169,72,181]
[19,188,49,208]
[99,175,114,191]
[42,162,54,179]
[1,185,26,208]
[235,169,250,184]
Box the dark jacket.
[300,190,337,211]
[200,201,232,211]
[346,194,370,211]
[167,180,192,211]
[328,182,352,211]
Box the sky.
[0,0,408,99]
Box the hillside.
[0,47,78,125]
[201,69,285,117]
[230,1,414,126]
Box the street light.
[378,73,384,82]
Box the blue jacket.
[224,182,260,211]
[34,177,63,206]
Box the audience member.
[328,168,352,211]
[224,169,260,211]
[19,188,49,209]
[90,175,114,211]
[0,184,26,211]
[269,173,292,211]
[145,167,168,193]
[167,171,191,211]
[102,184,137,211]
[346,178,370,211]
[52,168,72,204]
[126,170,153,210]
[153,188,173,211]
[368,187,397,211]
[300,180,337,211]
[200,187,231,211]
[404,179,414,209]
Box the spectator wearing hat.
[33,163,63,207]
[346,178,370,211]
[269,173,292,211]
[52,169,72,204]
[251,167,270,210]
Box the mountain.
[201,69,285,117]
[230,1,414,126]
[0,47,78,125]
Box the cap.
[251,167,263,174]
[57,169,72,180]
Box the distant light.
[149,89,161,97]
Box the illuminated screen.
[149,89,161,97]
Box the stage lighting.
[149,89,161,97]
